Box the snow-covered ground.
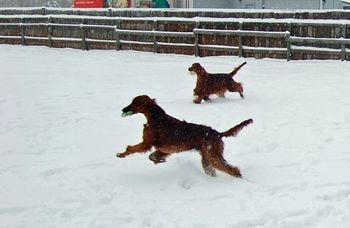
[1,44,350,228]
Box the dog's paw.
[153,158,166,164]
[116,153,126,158]
[233,167,242,178]
[193,99,201,104]
[149,154,166,164]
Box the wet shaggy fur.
[117,95,253,177]
[188,62,247,104]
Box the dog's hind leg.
[228,81,244,99]
[200,155,217,177]
[210,157,242,178]
[202,141,242,178]
[149,151,170,164]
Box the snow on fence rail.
[0,15,349,60]
[1,7,350,20]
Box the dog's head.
[188,63,206,76]
[122,95,156,117]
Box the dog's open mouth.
[121,111,134,117]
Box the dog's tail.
[229,62,247,77]
[220,119,253,138]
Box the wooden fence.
[0,14,349,60]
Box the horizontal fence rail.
[193,28,289,37]
[0,7,350,20]
[0,14,349,60]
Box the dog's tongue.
[121,111,134,117]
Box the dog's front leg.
[193,95,203,104]
[117,123,154,158]
[149,151,170,164]
[117,142,152,158]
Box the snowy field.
[1,44,350,228]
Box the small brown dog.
[188,62,247,104]
[117,95,253,177]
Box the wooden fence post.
[41,7,46,16]
[194,21,200,57]
[48,16,53,48]
[238,21,243,57]
[286,32,291,61]
[286,22,292,61]
[81,17,87,50]
[20,17,25,46]
[115,19,121,51]
[341,24,346,61]
[153,19,158,53]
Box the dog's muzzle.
[121,106,134,117]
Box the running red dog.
[188,62,247,104]
[117,95,253,177]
